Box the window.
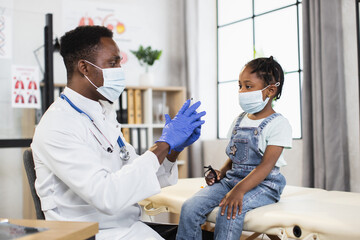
[217,0,303,139]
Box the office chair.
[23,149,96,239]
[23,148,45,220]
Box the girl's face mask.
[84,60,126,102]
[238,82,280,114]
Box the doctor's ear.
[77,60,89,76]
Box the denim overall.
[176,113,286,240]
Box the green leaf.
[130,45,162,68]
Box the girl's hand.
[219,186,245,220]
[205,169,222,186]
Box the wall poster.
[62,0,142,67]
[11,65,41,109]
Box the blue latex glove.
[156,99,206,153]
[173,124,201,152]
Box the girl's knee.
[181,198,197,213]
[180,197,205,218]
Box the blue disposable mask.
[84,60,126,102]
[238,82,280,114]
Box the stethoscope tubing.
[60,94,129,160]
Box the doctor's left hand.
[156,99,206,153]
[172,120,201,152]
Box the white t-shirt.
[227,113,292,167]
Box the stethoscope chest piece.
[119,146,130,161]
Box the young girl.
[176,56,292,240]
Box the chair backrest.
[23,148,45,220]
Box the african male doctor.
[31,25,206,240]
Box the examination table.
[140,178,360,240]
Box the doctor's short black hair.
[60,25,113,80]
[245,56,284,100]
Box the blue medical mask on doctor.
[84,60,126,102]
[238,82,280,114]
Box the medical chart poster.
[11,65,41,109]
[62,0,142,67]
[0,0,13,59]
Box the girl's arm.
[220,158,232,176]
[219,145,283,219]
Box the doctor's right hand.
[156,99,206,153]
[173,125,201,152]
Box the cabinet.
[116,86,188,178]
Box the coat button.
[254,129,258,135]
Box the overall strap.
[258,113,281,134]
[234,112,247,128]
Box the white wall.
[10,0,186,85]
[281,140,303,186]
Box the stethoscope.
[60,94,130,161]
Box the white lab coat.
[31,87,178,240]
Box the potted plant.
[130,45,162,85]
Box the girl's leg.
[176,181,231,240]
[214,184,280,240]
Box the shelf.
[177,160,185,166]
[120,123,166,128]
[152,123,166,128]
[121,123,151,128]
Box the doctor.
[31,25,206,240]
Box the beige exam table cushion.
[140,178,360,240]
